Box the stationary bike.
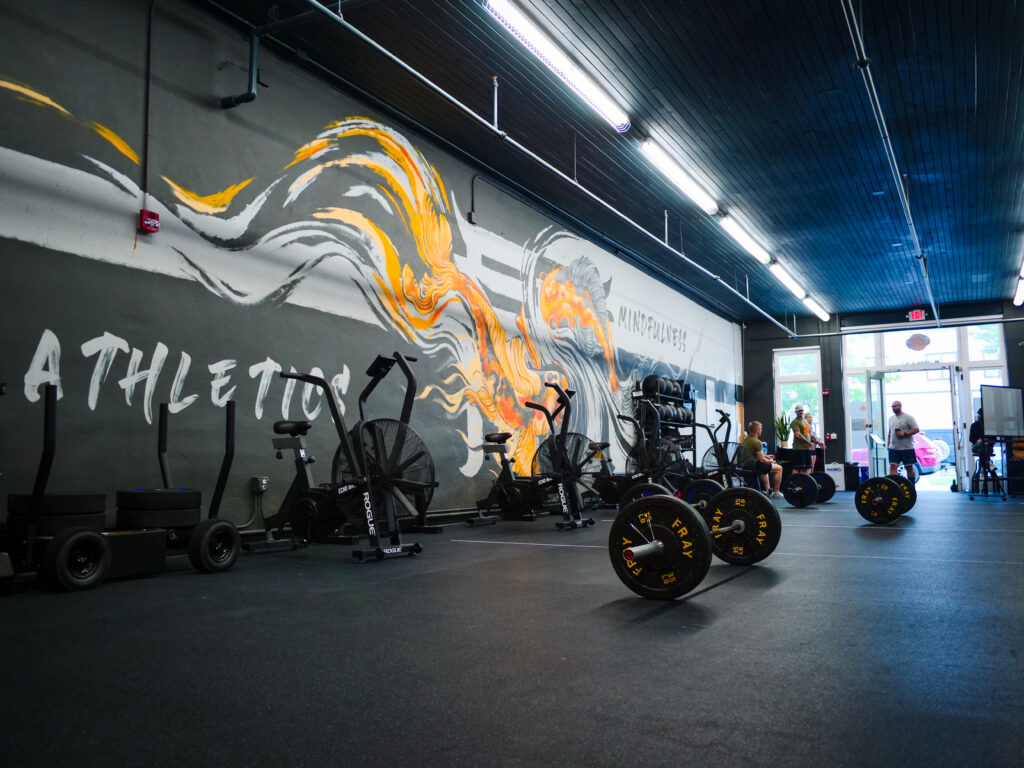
[471,432,556,524]
[254,352,437,561]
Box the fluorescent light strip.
[1014,278,1024,306]
[639,140,718,215]
[484,0,631,133]
[719,216,771,264]
[803,296,831,322]
[769,263,807,299]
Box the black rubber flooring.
[2,490,1023,767]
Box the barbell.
[609,486,782,600]
[854,474,917,524]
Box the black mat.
[2,490,1023,767]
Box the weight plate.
[811,473,837,503]
[855,477,903,524]
[705,488,782,565]
[782,473,819,508]
[678,478,724,517]
[887,474,917,514]
[608,495,712,600]
[618,482,671,510]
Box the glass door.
[949,366,966,492]
[866,371,886,478]
[877,367,957,491]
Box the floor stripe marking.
[452,539,604,549]
[781,523,1024,534]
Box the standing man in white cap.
[788,404,814,475]
[887,400,920,481]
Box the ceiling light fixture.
[483,0,631,133]
[719,216,771,265]
[803,296,831,322]
[638,140,718,215]
[1014,279,1024,306]
[769,263,807,299]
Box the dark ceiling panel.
[188,0,1024,324]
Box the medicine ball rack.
[637,375,696,462]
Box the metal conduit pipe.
[293,0,796,338]
[754,314,1024,341]
[221,30,260,108]
[840,0,941,327]
[143,0,159,205]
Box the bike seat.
[484,432,513,444]
[273,420,313,436]
[589,441,610,451]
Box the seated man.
[742,420,782,498]
[969,408,992,460]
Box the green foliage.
[774,414,790,443]
[968,324,1000,359]
[779,383,821,415]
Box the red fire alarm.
[138,209,160,233]
[822,388,831,397]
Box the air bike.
[248,352,438,561]
[528,382,598,530]
[474,382,597,529]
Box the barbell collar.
[710,520,744,536]
[622,540,665,562]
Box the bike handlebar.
[280,370,329,389]
[525,401,550,417]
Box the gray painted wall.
[0,0,743,523]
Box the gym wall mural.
[0,68,741,510]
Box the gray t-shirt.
[888,412,919,450]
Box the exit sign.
[907,308,927,322]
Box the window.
[882,327,958,366]
[778,352,818,377]
[847,373,868,455]
[844,333,875,368]
[966,324,1003,362]
[969,369,1005,413]
[774,347,823,439]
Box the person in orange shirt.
[788,404,814,475]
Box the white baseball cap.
[793,404,806,412]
